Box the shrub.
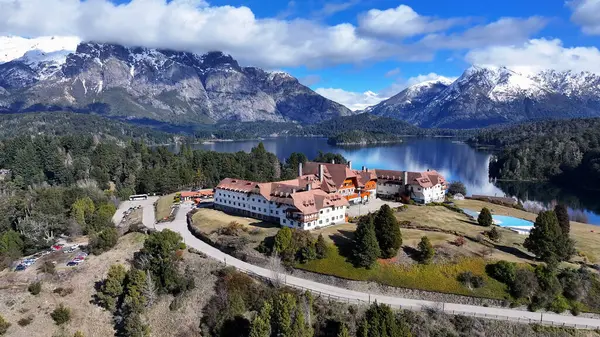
[477,208,493,227]
[548,296,570,313]
[17,316,33,326]
[570,302,583,316]
[452,236,466,247]
[417,236,435,264]
[457,271,485,289]
[486,227,501,242]
[53,287,75,297]
[28,281,42,295]
[315,234,327,259]
[486,261,516,285]
[51,304,71,325]
[448,181,467,196]
[89,227,119,255]
[169,295,185,311]
[0,315,10,335]
[38,261,56,274]
[221,221,244,236]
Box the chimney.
[306,183,311,191]
[331,159,335,164]
[319,164,324,182]
[298,162,303,177]
[361,165,366,172]
[347,161,352,169]
[403,171,408,186]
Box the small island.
[327,130,404,145]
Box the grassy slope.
[155,193,177,221]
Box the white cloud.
[312,0,359,18]
[420,17,547,49]
[465,38,600,74]
[568,0,600,35]
[316,73,457,110]
[358,5,467,38]
[0,0,413,69]
[384,67,401,77]
[315,88,386,111]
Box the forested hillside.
[327,130,403,145]
[468,118,600,190]
[0,112,179,143]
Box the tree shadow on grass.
[458,219,479,226]
[329,230,355,259]
[402,246,421,261]
[491,243,535,261]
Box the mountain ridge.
[0,37,353,124]
[367,65,600,128]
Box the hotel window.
[319,220,323,224]
[252,206,256,210]
[276,211,279,215]
[320,210,323,214]
[283,219,286,224]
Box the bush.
[51,304,71,325]
[417,236,435,264]
[17,316,33,326]
[457,271,485,289]
[548,296,570,313]
[486,261,516,285]
[315,234,327,259]
[53,287,75,297]
[169,295,185,311]
[452,236,466,247]
[485,227,501,242]
[448,181,467,196]
[28,281,42,295]
[89,227,119,255]
[38,261,56,274]
[220,221,244,236]
[478,208,493,227]
[0,315,10,335]
[570,302,583,316]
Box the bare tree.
[144,270,157,308]
[17,216,55,245]
[269,251,284,288]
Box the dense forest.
[0,112,180,144]
[327,130,403,145]
[0,131,342,266]
[468,118,600,190]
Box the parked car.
[66,261,79,267]
[15,264,26,271]
[51,244,64,251]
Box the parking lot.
[346,198,404,217]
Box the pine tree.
[315,234,327,259]
[98,264,127,312]
[417,236,435,264]
[271,293,296,337]
[352,215,380,268]
[554,204,570,234]
[274,227,293,254]
[478,207,493,227]
[249,302,272,337]
[373,204,402,258]
[337,324,350,337]
[524,211,574,264]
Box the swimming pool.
[462,209,533,234]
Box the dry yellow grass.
[455,199,600,263]
[155,193,176,221]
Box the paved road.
[120,199,600,329]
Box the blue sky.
[2,0,600,109]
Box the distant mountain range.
[367,66,600,128]
[0,36,352,124]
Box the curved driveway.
[117,200,600,329]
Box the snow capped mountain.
[368,65,600,128]
[0,40,353,124]
[0,36,80,64]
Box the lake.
[191,137,600,225]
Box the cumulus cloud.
[315,88,386,111]
[568,0,600,35]
[358,5,467,38]
[316,73,457,110]
[420,17,547,49]
[0,0,415,69]
[465,38,600,74]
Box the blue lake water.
[190,137,600,225]
[462,209,533,233]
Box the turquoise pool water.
[462,209,533,233]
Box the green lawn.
[155,193,176,221]
[297,244,509,300]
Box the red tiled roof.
[303,162,356,190]
[216,178,259,193]
[373,169,446,188]
[180,190,214,198]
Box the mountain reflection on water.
[190,137,600,225]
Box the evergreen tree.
[358,303,412,337]
[374,205,402,258]
[123,269,148,314]
[337,324,350,337]
[554,204,570,234]
[139,229,184,294]
[447,181,467,196]
[524,211,574,264]
[478,207,493,227]
[315,234,327,259]
[98,264,127,312]
[417,236,435,264]
[274,227,293,254]
[352,215,380,268]
[271,293,296,337]
[249,302,272,337]
[123,313,150,337]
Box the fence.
[217,256,600,331]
